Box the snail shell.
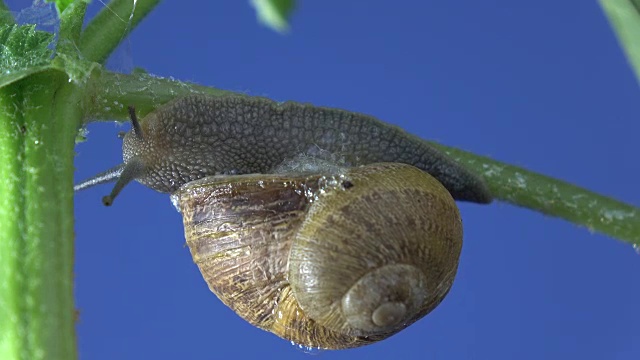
[75,95,489,348]
[171,162,462,349]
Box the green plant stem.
[87,70,233,120]
[432,143,640,245]
[23,72,63,360]
[84,70,640,246]
[599,0,640,84]
[0,83,26,360]
[0,70,79,360]
[49,81,84,360]
[58,0,87,48]
[79,0,160,64]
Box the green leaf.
[599,0,640,85]
[45,0,75,14]
[250,0,295,33]
[0,1,14,26]
[0,24,55,88]
[0,1,95,86]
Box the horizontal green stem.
[432,143,640,245]
[86,70,640,246]
[87,70,233,120]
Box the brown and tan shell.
[171,162,463,349]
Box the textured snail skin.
[123,95,491,203]
[172,163,463,349]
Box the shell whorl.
[172,162,463,349]
[288,163,462,338]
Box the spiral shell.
[171,162,463,349]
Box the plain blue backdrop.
[13,0,640,359]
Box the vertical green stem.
[58,0,88,48]
[0,84,26,360]
[26,71,77,360]
[23,73,60,360]
[0,70,79,360]
[51,82,86,360]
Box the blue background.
[16,0,640,359]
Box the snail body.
[75,94,492,348]
[75,94,491,205]
[172,162,462,349]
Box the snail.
[75,94,492,348]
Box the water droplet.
[75,126,89,143]
[290,342,323,355]
[169,194,181,213]
[633,244,640,255]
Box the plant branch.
[49,80,85,360]
[85,71,640,246]
[58,0,88,50]
[0,83,26,360]
[79,0,160,64]
[87,70,234,120]
[20,70,78,360]
[0,69,80,360]
[432,143,640,245]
